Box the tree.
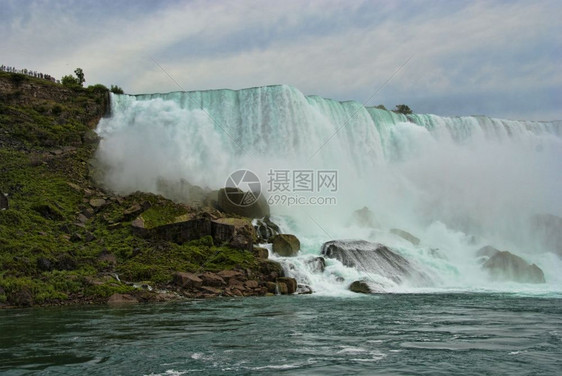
[393,104,413,115]
[61,74,80,87]
[375,104,387,110]
[74,68,85,86]
[110,85,124,94]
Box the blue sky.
[1,0,561,120]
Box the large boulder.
[0,192,8,210]
[272,234,300,257]
[349,280,372,294]
[483,251,545,283]
[390,228,420,246]
[476,245,501,258]
[217,187,270,218]
[321,240,432,285]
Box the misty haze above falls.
[94,84,562,292]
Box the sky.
[1,0,561,121]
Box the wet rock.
[265,282,278,294]
[276,282,289,295]
[390,228,420,246]
[107,293,138,304]
[297,284,313,294]
[255,216,280,242]
[174,272,203,288]
[322,240,433,285]
[305,256,326,273]
[272,234,300,257]
[349,280,372,294]
[277,277,297,294]
[483,251,545,283]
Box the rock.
[0,192,8,210]
[276,282,289,295]
[349,280,372,294]
[121,203,149,221]
[66,182,82,193]
[200,286,222,295]
[77,213,89,224]
[277,277,297,294]
[305,256,326,273]
[390,228,420,246]
[476,245,500,258]
[482,251,546,283]
[89,198,106,209]
[321,240,433,285]
[265,282,278,294]
[199,272,226,287]
[217,187,270,218]
[252,246,269,259]
[254,216,280,242]
[149,218,212,244]
[81,207,95,219]
[259,260,285,280]
[217,270,244,282]
[297,284,313,294]
[272,234,300,257]
[244,280,259,289]
[351,206,377,227]
[174,272,203,288]
[107,293,138,304]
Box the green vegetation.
[110,85,124,94]
[0,71,257,307]
[393,104,413,115]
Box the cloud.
[1,0,560,120]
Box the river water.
[1,293,560,375]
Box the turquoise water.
[1,294,560,375]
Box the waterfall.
[95,84,562,295]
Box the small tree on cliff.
[74,68,85,86]
[393,104,413,115]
